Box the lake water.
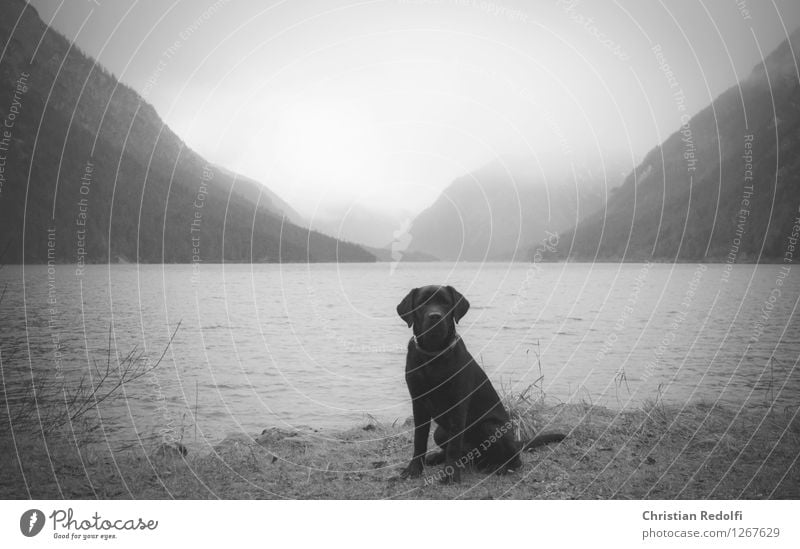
[1,262,798,450]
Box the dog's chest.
[407,357,472,413]
[408,352,464,383]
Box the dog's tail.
[521,433,566,451]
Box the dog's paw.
[399,460,423,479]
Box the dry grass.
[2,397,797,499]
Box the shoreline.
[2,400,797,499]
[2,258,794,266]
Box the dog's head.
[396,285,470,350]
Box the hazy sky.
[29,0,800,218]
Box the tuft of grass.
[498,341,567,442]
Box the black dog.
[397,285,565,483]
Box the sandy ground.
[2,401,798,499]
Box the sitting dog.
[397,285,565,483]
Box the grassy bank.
[1,399,798,499]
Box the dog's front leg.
[400,398,430,479]
[441,406,467,484]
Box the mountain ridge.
[0,0,374,264]
[558,28,800,262]
[404,155,628,261]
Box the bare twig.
[1,322,182,439]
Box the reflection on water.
[1,262,797,449]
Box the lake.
[1,262,798,450]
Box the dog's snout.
[427,311,443,321]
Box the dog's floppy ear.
[396,288,418,327]
[446,286,470,323]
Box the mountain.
[404,157,627,261]
[0,0,373,264]
[309,203,412,249]
[211,166,306,227]
[560,29,800,262]
[308,203,441,261]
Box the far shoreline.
[3,258,794,267]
